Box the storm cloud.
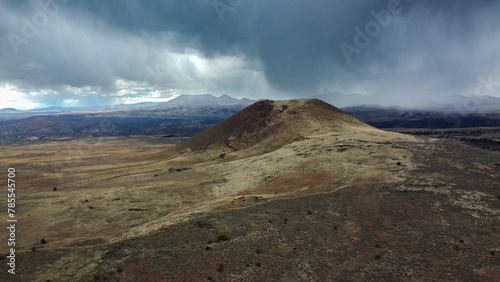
[0,0,499,109]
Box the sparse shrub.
[375,243,381,248]
[255,249,261,254]
[52,187,57,191]
[217,234,229,241]
[207,240,213,244]
[0,254,5,259]
[93,274,100,280]
[497,195,500,200]
[246,264,250,267]
[375,255,381,260]
[397,162,402,166]
[459,239,464,243]
[255,262,261,267]
[31,247,36,251]
[117,267,123,273]
[207,276,213,281]
[307,210,312,215]
[333,226,337,230]
[491,251,495,256]
[453,245,459,251]
[216,264,224,272]
[205,246,211,251]
[269,219,273,223]
[41,239,46,244]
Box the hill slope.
[178,99,370,154]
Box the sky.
[0,0,499,109]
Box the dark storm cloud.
[0,0,499,108]
[68,0,393,93]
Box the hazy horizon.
[2,92,499,111]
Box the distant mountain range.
[343,105,500,129]
[151,94,254,108]
[0,94,257,139]
[1,94,255,114]
[0,108,20,113]
[312,92,500,113]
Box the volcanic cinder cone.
[177,99,371,155]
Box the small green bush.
[217,234,229,241]
[375,243,381,248]
[255,262,261,267]
[205,246,211,251]
[307,210,312,215]
[216,264,224,272]
[41,239,46,244]
[375,255,381,260]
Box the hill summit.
[178,99,370,153]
